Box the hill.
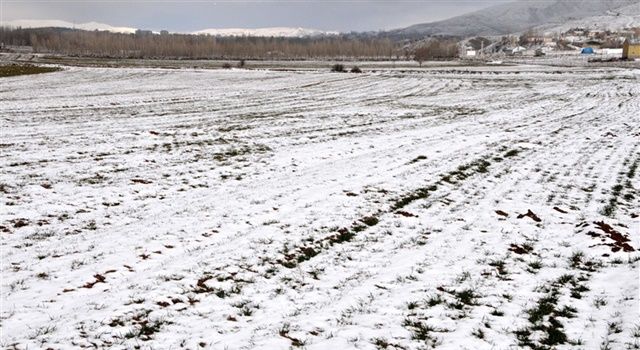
[193,27,338,37]
[3,20,338,38]
[535,2,640,34]
[394,0,639,37]
[4,19,137,34]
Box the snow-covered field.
[1,65,639,349]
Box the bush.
[413,38,459,65]
[0,64,61,78]
[237,59,246,68]
[330,63,345,72]
[222,62,232,69]
[350,66,362,73]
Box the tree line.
[413,39,459,65]
[0,27,404,60]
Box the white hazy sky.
[0,0,504,31]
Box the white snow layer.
[2,19,138,34]
[1,65,639,349]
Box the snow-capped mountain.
[535,2,640,34]
[2,19,338,38]
[394,0,639,37]
[3,19,137,34]
[193,27,338,37]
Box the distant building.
[588,30,604,38]
[526,36,553,44]
[601,48,623,57]
[564,35,586,43]
[622,39,640,59]
[511,46,527,55]
[465,50,477,57]
[135,29,153,36]
[571,29,586,36]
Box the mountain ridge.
[193,27,338,37]
[4,19,137,34]
[394,0,640,37]
[6,1,640,40]
[3,19,338,37]
[535,2,640,33]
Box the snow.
[2,19,339,38]
[193,27,339,37]
[397,0,639,37]
[537,3,640,34]
[2,19,137,34]
[1,65,639,349]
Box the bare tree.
[413,39,458,65]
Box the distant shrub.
[350,66,362,73]
[222,62,232,69]
[413,38,459,65]
[330,63,345,72]
[0,64,61,78]
[237,59,246,68]
[360,216,379,226]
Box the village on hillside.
[462,26,640,60]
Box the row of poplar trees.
[1,27,400,60]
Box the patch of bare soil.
[517,209,541,222]
[588,221,635,253]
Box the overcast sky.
[1,0,503,32]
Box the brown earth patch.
[517,209,541,222]
[495,210,509,217]
[553,207,568,214]
[82,274,106,289]
[590,221,634,252]
[509,243,533,255]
